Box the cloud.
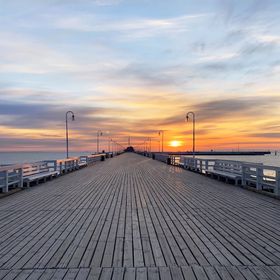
[191,96,280,121]
[44,13,208,39]
[218,0,273,23]
[249,133,280,138]
[0,32,78,75]
[0,99,124,129]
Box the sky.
[0,0,280,152]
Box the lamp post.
[158,130,164,152]
[186,112,196,158]
[65,111,75,159]
[111,139,114,154]
[97,130,102,154]
[148,137,152,152]
[108,137,111,152]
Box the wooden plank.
[181,266,196,280]
[2,270,21,280]
[112,268,125,280]
[87,268,102,280]
[62,268,79,280]
[170,266,184,280]
[136,267,147,280]
[192,265,208,280]
[99,268,113,280]
[0,153,279,278]
[159,267,172,280]
[13,269,33,280]
[75,268,90,280]
[147,267,159,280]
[124,268,136,280]
[203,266,222,280]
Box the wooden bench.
[206,160,243,185]
[23,162,59,188]
[78,161,88,168]
[154,153,170,164]
[79,154,106,166]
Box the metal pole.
[65,111,75,159]
[97,130,102,154]
[66,114,69,159]
[162,131,164,152]
[159,131,164,152]
[97,132,99,154]
[186,112,195,158]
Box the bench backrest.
[22,162,49,177]
[214,160,243,175]
[79,154,105,164]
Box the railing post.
[194,159,198,171]
[184,157,187,169]
[242,165,246,186]
[275,169,280,197]
[19,168,23,189]
[4,170,8,193]
[256,166,262,191]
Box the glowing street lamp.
[65,111,75,159]
[186,112,196,158]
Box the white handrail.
[178,156,280,197]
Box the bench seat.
[78,162,87,168]
[205,169,242,185]
[23,171,59,187]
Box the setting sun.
[169,140,182,147]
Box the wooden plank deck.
[0,153,280,280]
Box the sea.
[0,151,280,167]
[0,152,92,165]
[174,153,280,167]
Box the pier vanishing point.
[1,153,280,280]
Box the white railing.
[138,152,280,197]
[0,152,119,194]
[177,156,280,197]
[79,154,106,165]
[60,158,79,173]
[0,165,23,193]
[154,153,170,163]
[45,158,79,174]
[242,163,280,196]
[179,156,216,173]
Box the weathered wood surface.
[0,153,280,280]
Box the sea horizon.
[1,150,280,167]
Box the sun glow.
[169,140,182,147]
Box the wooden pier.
[0,153,280,279]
